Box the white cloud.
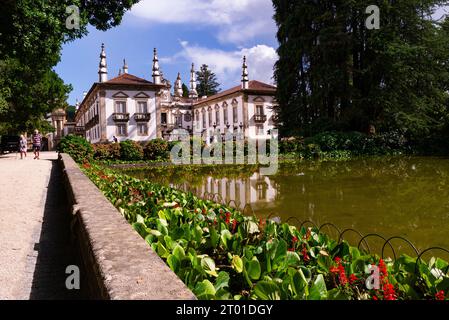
[130,0,276,44]
[164,41,277,88]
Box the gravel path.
[0,152,83,299]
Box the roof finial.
[189,63,198,99]
[152,48,161,84]
[123,58,128,74]
[175,72,183,98]
[241,56,249,89]
[98,43,108,82]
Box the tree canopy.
[273,0,449,143]
[0,0,140,134]
[196,64,221,97]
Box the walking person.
[32,129,42,160]
[19,134,27,159]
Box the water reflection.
[171,173,278,212]
[126,156,449,252]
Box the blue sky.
[55,2,449,106]
[55,0,278,105]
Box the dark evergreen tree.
[196,64,220,97]
[182,83,189,98]
[273,0,449,140]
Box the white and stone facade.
[74,44,277,144]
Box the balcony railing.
[112,113,130,122]
[134,113,151,122]
[254,114,267,123]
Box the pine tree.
[182,83,189,98]
[196,64,220,97]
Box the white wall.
[105,90,157,143]
[247,95,276,140]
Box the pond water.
[124,157,449,255]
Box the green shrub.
[280,138,303,154]
[120,140,144,161]
[144,138,170,161]
[93,143,121,160]
[57,135,93,163]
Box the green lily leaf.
[214,271,230,291]
[157,242,169,258]
[231,255,244,273]
[201,256,218,277]
[254,281,281,300]
[286,251,301,267]
[194,280,216,300]
[309,274,327,300]
[246,257,262,280]
[167,254,180,273]
[172,244,186,261]
[291,269,308,298]
[221,229,233,249]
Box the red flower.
[372,295,378,301]
[436,290,445,301]
[225,212,231,224]
[334,257,342,264]
[383,283,397,300]
[330,266,339,274]
[303,228,312,240]
[378,259,388,277]
[349,274,358,284]
[231,219,238,232]
[301,244,310,262]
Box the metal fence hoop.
[357,234,395,259]
[299,219,319,230]
[318,222,342,236]
[338,228,366,246]
[381,236,420,260]
[414,247,449,277]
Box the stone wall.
[59,153,196,300]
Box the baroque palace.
[72,44,278,143]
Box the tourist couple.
[19,130,42,160]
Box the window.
[184,113,191,122]
[137,123,148,136]
[175,114,182,127]
[256,105,264,115]
[215,109,220,125]
[256,124,264,136]
[116,124,127,136]
[208,109,212,126]
[137,101,148,113]
[223,106,228,124]
[257,183,267,200]
[233,105,238,123]
[202,111,206,128]
[161,112,167,124]
[115,101,126,113]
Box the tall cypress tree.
[196,64,221,97]
[273,0,449,139]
